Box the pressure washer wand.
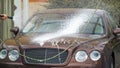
[7,16,13,19]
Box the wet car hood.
[4,33,106,47]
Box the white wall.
[13,0,22,28]
[13,0,29,29]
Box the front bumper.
[0,62,101,68]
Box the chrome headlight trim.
[75,51,88,62]
[0,49,7,59]
[8,50,19,61]
[90,50,101,61]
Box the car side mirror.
[10,27,19,36]
[113,28,120,36]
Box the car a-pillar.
[119,17,120,28]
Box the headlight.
[8,50,19,61]
[0,49,7,59]
[75,51,88,62]
[90,51,101,61]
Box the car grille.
[24,48,68,64]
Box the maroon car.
[0,9,120,68]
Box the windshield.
[23,12,105,35]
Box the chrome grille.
[24,48,68,64]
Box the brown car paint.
[0,9,120,68]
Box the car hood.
[4,33,107,48]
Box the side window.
[104,13,119,35]
[107,14,118,30]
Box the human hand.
[0,14,8,20]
